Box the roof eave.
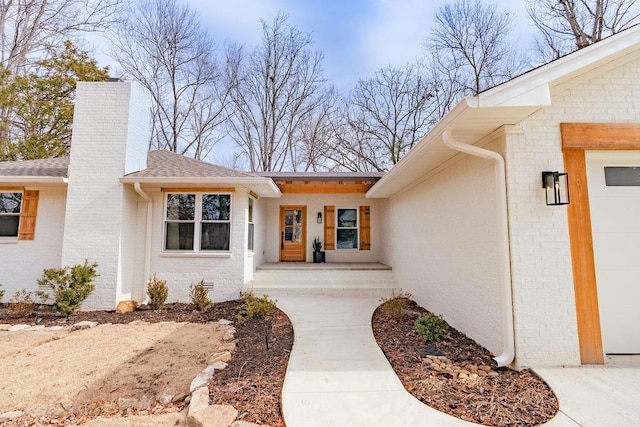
[120,176,282,198]
[0,176,68,186]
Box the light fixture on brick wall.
[317,212,323,223]
[542,171,570,206]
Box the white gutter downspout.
[442,130,515,368]
[134,183,152,299]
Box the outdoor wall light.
[317,212,323,223]
[542,171,570,206]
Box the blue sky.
[191,0,535,90]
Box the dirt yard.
[0,321,228,424]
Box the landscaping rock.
[128,320,150,326]
[29,325,46,331]
[231,422,269,427]
[207,351,232,364]
[72,321,98,330]
[45,326,64,331]
[210,361,228,371]
[8,324,31,331]
[116,300,138,314]
[218,319,233,326]
[158,392,173,405]
[0,411,24,422]
[188,387,210,417]
[222,329,236,341]
[192,404,238,427]
[0,323,11,331]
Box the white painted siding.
[380,139,504,357]
[0,187,66,300]
[265,194,381,263]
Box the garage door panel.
[591,233,640,269]
[590,204,640,232]
[586,152,640,354]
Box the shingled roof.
[125,150,258,178]
[0,156,69,177]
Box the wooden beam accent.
[161,187,235,193]
[0,187,25,192]
[561,123,640,150]
[249,191,259,199]
[276,181,375,194]
[563,148,605,364]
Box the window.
[247,197,255,251]
[604,166,640,186]
[0,192,22,238]
[336,208,358,249]
[165,193,231,252]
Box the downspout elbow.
[134,183,153,301]
[442,131,515,368]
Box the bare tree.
[527,0,640,60]
[110,0,228,159]
[225,13,327,172]
[0,0,122,74]
[327,62,436,172]
[425,0,522,97]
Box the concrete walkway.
[273,292,478,427]
[535,355,640,426]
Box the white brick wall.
[61,81,150,310]
[0,187,66,300]
[380,138,505,357]
[146,188,248,303]
[265,194,381,263]
[506,56,640,367]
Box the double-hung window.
[0,192,22,238]
[247,197,255,251]
[165,193,231,252]
[336,208,358,249]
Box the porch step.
[249,264,401,298]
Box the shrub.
[189,280,211,311]
[147,274,168,310]
[8,289,35,318]
[380,291,413,320]
[239,293,277,320]
[415,313,450,343]
[37,260,98,317]
[0,283,4,302]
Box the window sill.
[0,238,19,244]
[160,251,232,258]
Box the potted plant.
[312,237,325,263]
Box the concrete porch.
[249,263,401,297]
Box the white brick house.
[2,26,640,369]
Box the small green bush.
[147,274,168,310]
[240,293,277,320]
[37,260,98,317]
[415,313,449,343]
[0,283,4,302]
[8,289,35,318]
[189,280,211,311]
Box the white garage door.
[586,151,640,354]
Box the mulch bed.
[372,299,559,426]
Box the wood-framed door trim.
[279,205,307,262]
[561,123,640,364]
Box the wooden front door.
[279,206,306,262]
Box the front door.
[280,206,306,262]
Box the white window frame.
[0,191,23,240]
[336,207,358,250]
[163,192,232,253]
[247,197,255,252]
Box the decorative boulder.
[116,300,138,314]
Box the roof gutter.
[134,182,152,302]
[442,130,515,368]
